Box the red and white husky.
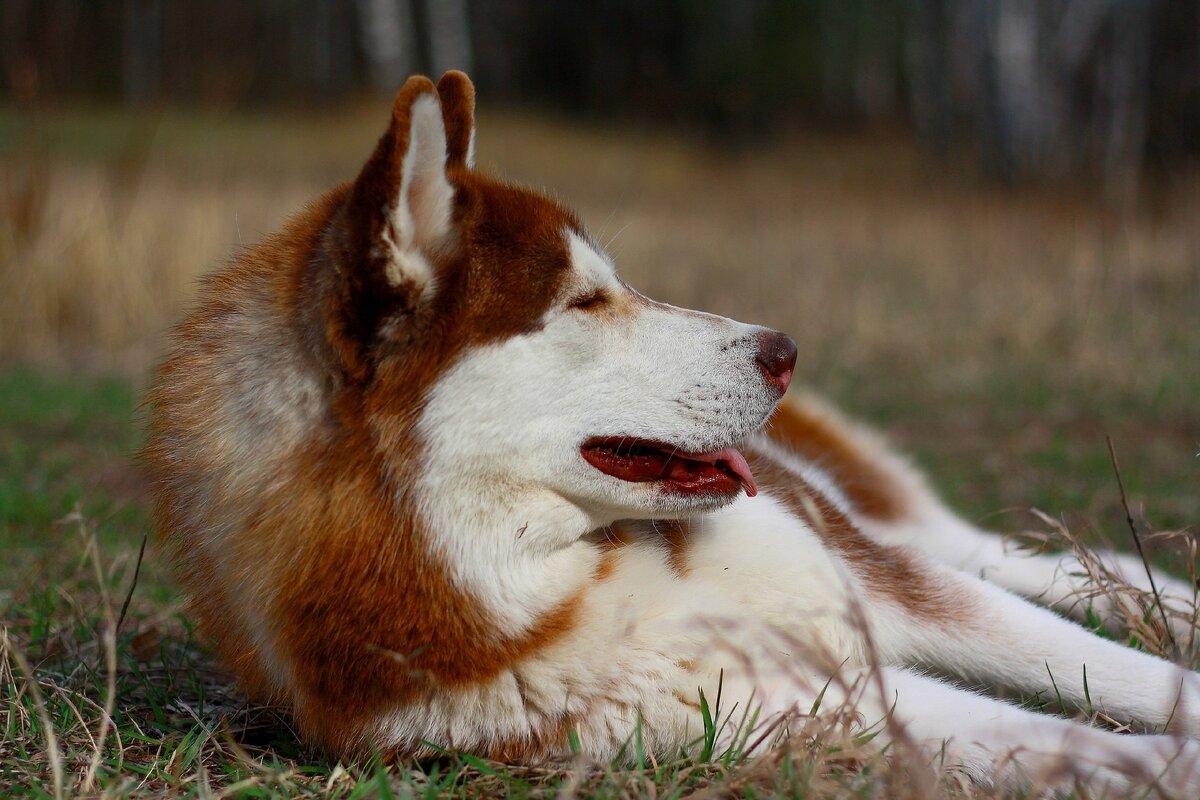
[147,72,1200,792]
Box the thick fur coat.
[146,72,1200,793]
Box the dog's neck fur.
[404,420,604,636]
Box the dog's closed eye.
[568,290,609,311]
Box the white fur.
[412,231,781,624]
[784,395,1199,643]
[566,232,620,292]
[363,224,1200,792]
[381,93,454,298]
[155,81,1198,791]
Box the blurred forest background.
[1,2,1199,794]
[6,0,1200,191]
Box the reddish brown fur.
[144,71,952,764]
[593,549,620,582]
[145,75,593,758]
[746,446,968,622]
[765,399,909,522]
[653,519,694,577]
[436,71,475,169]
[261,438,583,754]
[598,520,692,577]
[145,188,349,704]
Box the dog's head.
[317,72,795,524]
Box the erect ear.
[348,75,455,300]
[437,70,476,169]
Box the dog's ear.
[324,76,461,381]
[346,75,455,301]
[437,70,475,169]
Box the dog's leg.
[866,500,1199,647]
[839,665,1200,793]
[762,392,1197,637]
[735,655,1200,792]
[871,554,1200,741]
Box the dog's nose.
[756,331,797,394]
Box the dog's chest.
[593,493,870,664]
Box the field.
[1,100,1199,797]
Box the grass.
[1,100,1198,796]
[0,392,942,799]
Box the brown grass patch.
[2,106,1198,388]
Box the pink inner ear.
[399,94,454,250]
[348,75,438,236]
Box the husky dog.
[146,72,1200,793]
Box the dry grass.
[5,504,1199,798]
[3,104,1199,387]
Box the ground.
[1,102,1198,797]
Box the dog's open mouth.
[581,437,758,497]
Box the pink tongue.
[687,447,758,497]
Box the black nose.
[756,331,797,394]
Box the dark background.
[5,0,1200,190]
